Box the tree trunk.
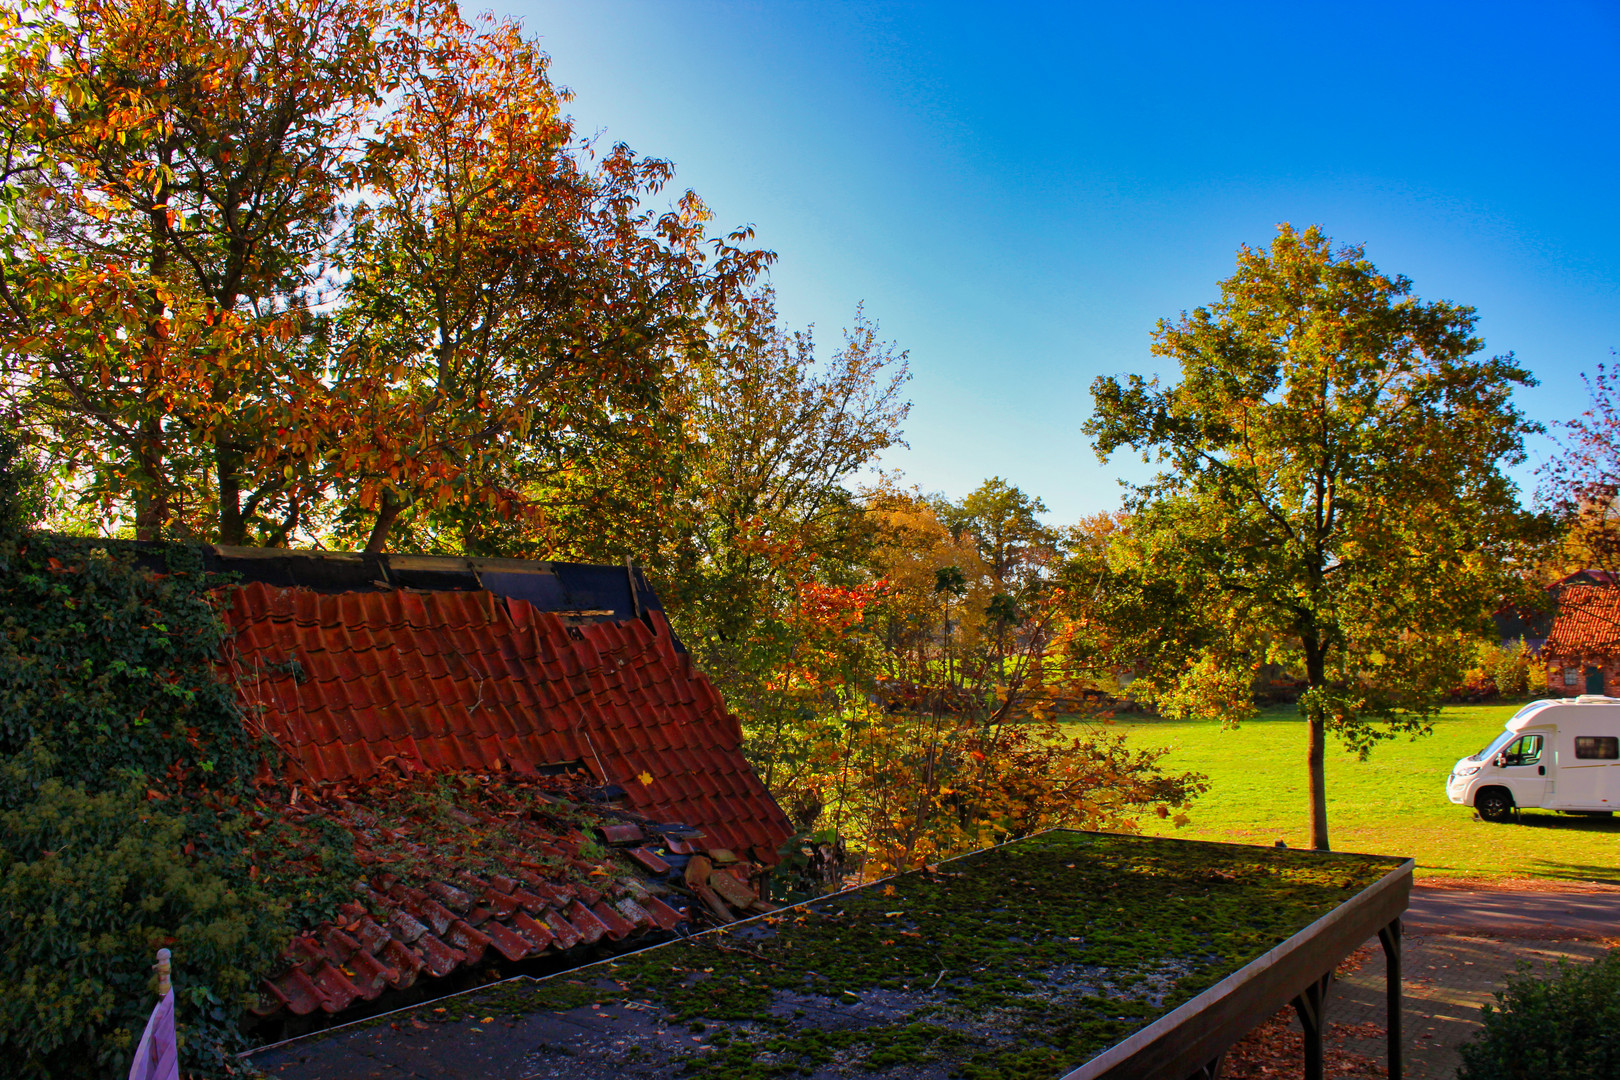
[1302,636,1331,851]
[133,419,168,542]
[364,493,403,553]
[217,446,245,545]
[136,176,172,543]
[1306,707,1328,851]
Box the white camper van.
[1447,696,1620,821]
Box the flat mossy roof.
[248,830,1405,1080]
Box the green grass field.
[1090,703,1620,883]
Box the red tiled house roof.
[251,779,702,1018]
[1543,585,1620,661]
[223,582,793,860]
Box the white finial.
[155,948,172,996]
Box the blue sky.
[507,0,1619,524]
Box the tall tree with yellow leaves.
[1083,225,1545,851]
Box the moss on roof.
[257,830,1403,1080]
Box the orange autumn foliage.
[0,0,767,547]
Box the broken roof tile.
[255,765,780,1022]
[598,822,645,846]
[625,846,671,875]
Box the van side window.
[1501,735,1543,766]
[1574,736,1620,760]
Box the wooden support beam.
[1059,850,1413,1080]
[1183,1050,1225,1080]
[1291,972,1331,1080]
[1379,917,1403,1080]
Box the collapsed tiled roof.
[1543,585,1620,660]
[251,773,775,1019]
[222,582,793,861]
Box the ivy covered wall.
[0,437,314,1078]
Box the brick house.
[1541,584,1620,696]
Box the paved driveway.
[1406,884,1620,936]
[1225,882,1620,1080]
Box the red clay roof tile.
[415,933,464,978]
[591,900,636,941]
[625,847,671,875]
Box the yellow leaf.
[638,770,653,786]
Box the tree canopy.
[0,0,768,547]
[1080,224,1545,850]
[1538,356,1620,581]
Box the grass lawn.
[1088,702,1620,883]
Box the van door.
[1493,733,1549,808]
[1558,732,1619,809]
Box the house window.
[1574,736,1619,760]
[1564,668,1581,687]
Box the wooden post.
[155,948,172,996]
[1378,918,1403,1080]
[1291,972,1331,1080]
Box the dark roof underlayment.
[127,544,676,639]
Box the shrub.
[0,433,312,1076]
[0,535,262,793]
[1456,949,1620,1080]
[1456,638,1542,702]
[1491,638,1535,699]
[0,760,285,1079]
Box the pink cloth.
[127,990,179,1080]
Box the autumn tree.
[0,0,403,541]
[323,14,770,553]
[1539,357,1620,581]
[937,477,1060,594]
[764,482,1197,877]
[650,292,911,800]
[1082,224,1544,851]
[866,483,987,688]
[0,0,769,548]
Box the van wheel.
[1476,788,1515,823]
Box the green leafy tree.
[657,292,909,772]
[937,477,1061,595]
[1082,224,1545,850]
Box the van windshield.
[1470,728,1518,762]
